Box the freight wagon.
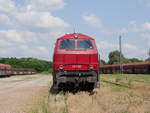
[100,62,150,74]
[0,64,12,77]
[12,68,36,75]
[0,63,36,77]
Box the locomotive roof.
[57,33,94,40]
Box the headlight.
[89,65,94,69]
[59,65,64,70]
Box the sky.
[0,0,150,61]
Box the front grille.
[56,71,97,77]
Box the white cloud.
[82,14,115,35]
[27,0,65,11]
[19,31,38,42]
[123,44,138,55]
[96,40,146,60]
[120,21,142,34]
[0,0,15,12]
[0,0,69,60]
[96,41,118,60]
[119,21,150,47]
[141,33,150,46]
[142,22,150,31]
[141,33,150,39]
[120,28,129,34]
[123,44,137,50]
[16,45,50,59]
[122,43,146,59]
[128,21,140,32]
[37,46,49,56]
[97,41,118,50]
[0,39,12,46]
[83,14,101,28]
[82,15,149,60]
[147,2,150,7]
[118,21,150,47]
[14,11,69,32]
[0,28,62,60]
[148,41,150,46]
[0,30,26,43]
[0,0,69,33]
[137,0,150,7]
[0,49,8,54]
[0,14,11,26]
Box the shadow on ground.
[49,84,95,96]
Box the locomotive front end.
[53,33,100,91]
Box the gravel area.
[0,74,51,113]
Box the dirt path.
[0,75,51,113]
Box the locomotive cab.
[53,33,100,90]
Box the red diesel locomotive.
[53,33,100,90]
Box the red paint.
[53,33,100,71]
[0,64,12,76]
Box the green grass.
[101,74,150,84]
[40,71,52,75]
[111,86,123,92]
[101,74,150,92]
[29,98,51,113]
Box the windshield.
[77,40,93,49]
[59,39,75,49]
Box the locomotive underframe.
[53,71,99,90]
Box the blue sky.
[0,0,150,61]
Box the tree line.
[0,57,52,72]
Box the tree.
[128,58,142,63]
[145,58,150,61]
[108,50,125,65]
[145,49,150,62]
[99,59,106,66]
[148,49,150,59]
[108,50,144,64]
[0,57,53,72]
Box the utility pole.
[73,27,76,33]
[148,49,150,59]
[119,35,123,74]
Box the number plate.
[72,65,82,68]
